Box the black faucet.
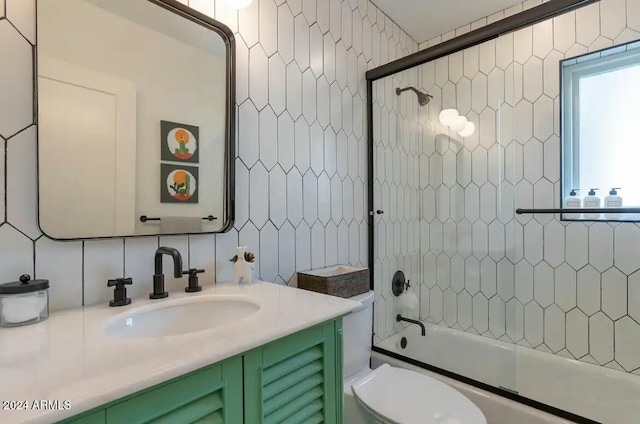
[150,246,183,299]
[396,314,426,336]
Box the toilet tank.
[343,290,375,379]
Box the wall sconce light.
[224,0,254,9]
[438,108,475,137]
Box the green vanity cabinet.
[244,320,343,424]
[105,355,243,423]
[57,319,342,424]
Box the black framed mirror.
[36,0,235,240]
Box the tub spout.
[396,314,426,336]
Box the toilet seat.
[351,364,487,424]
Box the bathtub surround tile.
[403,0,640,376]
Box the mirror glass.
[37,0,233,239]
[561,41,640,221]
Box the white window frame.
[561,44,640,209]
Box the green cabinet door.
[63,410,106,424]
[244,319,343,424]
[105,356,243,424]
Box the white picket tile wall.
[0,0,417,309]
[383,0,640,374]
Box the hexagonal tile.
[465,256,480,295]
[0,224,34,279]
[443,288,457,326]
[576,3,600,46]
[286,63,303,119]
[302,170,318,224]
[589,312,614,365]
[480,184,497,224]
[555,264,577,312]
[267,165,287,230]
[496,32,514,70]
[295,219,311,271]
[566,308,588,358]
[515,261,534,304]
[489,296,506,337]
[259,106,278,170]
[479,39,496,74]
[249,162,269,229]
[523,139,543,183]
[278,113,295,172]
[524,220,543,265]
[278,221,296,280]
[533,262,554,308]
[430,287,444,323]
[577,265,601,316]
[601,267,626,321]
[0,20,33,138]
[311,221,325,269]
[472,221,488,259]
[524,301,543,346]
[542,221,564,267]
[533,95,553,140]
[249,45,269,110]
[329,83,342,130]
[506,299,524,342]
[239,0,259,47]
[6,126,39,239]
[259,0,278,56]
[532,20,553,59]
[471,148,488,185]
[277,5,294,63]
[615,317,640,371]
[316,76,331,128]
[325,220,338,266]
[553,11,576,53]
[473,293,489,333]
[302,70,317,122]
[566,223,589,270]
[614,224,640,274]
[471,73,488,113]
[488,221,505,261]
[481,257,497,298]
[544,305,565,353]
[543,50,564,98]
[600,0,626,39]
[513,26,533,65]
[457,291,472,329]
[317,172,331,225]
[514,101,533,144]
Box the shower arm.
[396,87,421,96]
[396,314,426,336]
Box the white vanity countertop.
[0,282,359,424]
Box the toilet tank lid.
[352,364,486,424]
[349,290,374,312]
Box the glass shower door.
[371,33,518,394]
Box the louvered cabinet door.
[244,320,343,424]
[105,356,243,424]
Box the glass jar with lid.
[0,274,49,327]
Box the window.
[561,42,640,221]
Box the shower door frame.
[366,1,600,423]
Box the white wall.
[0,0,418,308]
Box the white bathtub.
[375,323,640,424]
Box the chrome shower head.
[396,86,433,106]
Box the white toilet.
[343,291,487,424]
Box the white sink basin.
[104,295,261,339]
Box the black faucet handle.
[183,268,204,293]
[107,277,132,307]
[108,277,132,287]
[183,268,205,276]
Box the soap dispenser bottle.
[583,188,601,219]
[604,188,623,219]
[563,189,582,219]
